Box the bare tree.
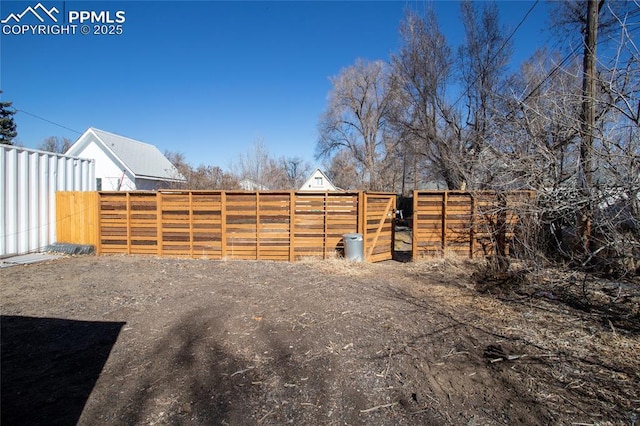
[390,9,464,190]
[38,136,73,154]
[501,49,583,190]
[458,0,514,189]
[590,1,639,273]
[497,0,640,274]
[324,150,362,191]
[496,51,583,260]
[164,151,191,186]
[390,4,512,191]
[190,165,239,190]
[310,1,638,273]
[281,156,312,190]
[232,138,288,190]
[165,150,239,190]
[316,59,399,191]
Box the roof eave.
[135,175,186,182]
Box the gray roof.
[90,128,181,180]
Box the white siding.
[299,169,338,191]
[0,145,95,257]
[70,138,135,190]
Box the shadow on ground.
[1,315,125,426]
[80,307,376,425]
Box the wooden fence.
[57,190,533,262]
[56,191,396,262]
[412,190,534,259]
[56,191,100,248]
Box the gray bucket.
[343,233,364,262]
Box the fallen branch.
[375,348,393,378]
[490,354,526,363]
[258,408,275,423]
[442,349,469,358]
[230,366,255,377]
[360,402,398,413]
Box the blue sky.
[1,1,553,170]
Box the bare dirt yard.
[2,254,639,425]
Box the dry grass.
[299,254,377,277]
[406,258,639,421]
[407,254,481,274]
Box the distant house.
[66,127,184,190]
[239,179,270,191]
[299,169,339,191]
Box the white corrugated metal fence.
[1,145,95,257]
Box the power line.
[514,44,582,109]
[15,109,82,134]
[512,16,640,114]
[450,0,540,110]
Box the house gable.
[66,128,184,190]
[299,169,339,191]
[66,129,132,190]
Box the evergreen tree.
[0,91,17,144]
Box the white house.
[239,179,270,191]
[299,168,339,191]
[66,128,184,190]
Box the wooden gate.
[362,193,396,262]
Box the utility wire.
[450,0,540,110]
[15,109,82,134]
[512,19,640,114]
[512,44,582,110]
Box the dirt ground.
[1,254,639,425]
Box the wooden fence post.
[442,191,448,255]
[156,192,163,257]
[221,192,227,259]
[256,192,261,260]
[470,193,477,259]
[189,192,194,258]
[412,191,418,261]
[496,192,508,259]
[289,191,295,262]
[94,192,102,255]
[322,192,327,259]
[358,192,365,236]
[125,192,131,255]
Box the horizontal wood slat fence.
[56,190,533,261]
[56,191,396,262]
[412,190,535,259]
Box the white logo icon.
[1,3,59,24]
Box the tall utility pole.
[578,0,600,254]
